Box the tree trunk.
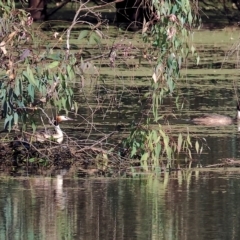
[28,0,47,20]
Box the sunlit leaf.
[195,140,199,154]
[187,135,192,147]
[197,56,200,65]
[188,149,192,159]
[13,112,18,125]
[188,12,192,24]
[200,146,203,154]
[177,133,182,153]
[141,152,149,171]
[0,41,7,54]
[152,72,157,83]
[29,158,35,163]
[191,45,195,54]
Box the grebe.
[192,105,240,126]
[25,115,73,143]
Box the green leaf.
[188,12,193,24]
[163,135,169,151]
[166,146,172,160]
[23,66,36,86]
[27,66,36,85]
[195,140,199,154]
[89,33,100,44]
[141,152,149,161]
[141,152,149,171]
[29,158,35,163]
[73,101,78,114]
[131,144,137,157]
[154,142,161,159]
[14,78,20,96]
[61,97,67,110]
[27,84,35,102]
[13,112,18,125]
[177,133,182,153]
[78,30,89,41]
[39,158,46,163]
[187,134,192,147]
[4,115,13,131]
[47,54,62,61]
[191,45,195,54]
[188,148,192,159]
[67,65,75,80]
[47,61,59,69]
[32,122,36,133]
[197,56,200,65]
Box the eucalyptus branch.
[65,0,123,55]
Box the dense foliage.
[123,0,201,171]
[0,1,75,132]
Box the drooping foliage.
[123,0,201,170]
[0,1,75,131]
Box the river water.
[1,172,240,240]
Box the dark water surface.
[1,173,240,240]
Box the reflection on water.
[1,173,240,240]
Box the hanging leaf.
[89,33,100,44]
[187,134,192,147]
[131,143,137,157]
[32,121,36,133]
[141,152,149,172]
[78,30,89,41]
[14,78,20,96]
[195,140,199,154]
[27,65,36,86]
[166,146,172,160]
[27,84,35,102]
[154,142,161,159]
[177,133,182,153]
[4,115,13,131]
[28,158,36,163]
[13,112,18,125]
[197,56,200,65]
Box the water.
[1,173,240,240]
